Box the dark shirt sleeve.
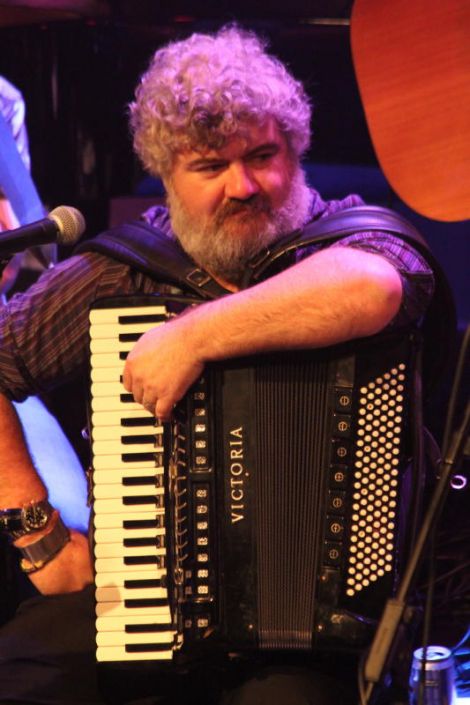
[0,252,157,401]
[295,230,435,329]
[299,190,435,329]
[327,232,435,329]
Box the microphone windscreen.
[49,206,86,245]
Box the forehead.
[175,118,287,165]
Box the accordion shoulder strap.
[75,219,229,300]
[244,205,429,284]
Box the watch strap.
[19,516,70,573]
[0,508,23,533]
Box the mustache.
[214,194,272,226]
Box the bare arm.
[123,246,402,419]
[0,394,93,593]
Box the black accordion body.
[89,294,419,664]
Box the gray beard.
[166,167,313,286]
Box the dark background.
[0,0,468,653]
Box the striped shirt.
[0,190,434,402]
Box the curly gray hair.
[129,25,312,179]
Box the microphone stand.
[361,398,470,705]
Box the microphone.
[0,205,86,256]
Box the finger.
[155,397,174,423]
[142,400,156,415]
[122,360,132,392]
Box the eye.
[248,149,277,166]
[193,161,226,174]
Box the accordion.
[89,294,419,664]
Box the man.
[0,25,434,705]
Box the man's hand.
[123,311,205,421]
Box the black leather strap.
[243,205,429,286]
[76,220,229,300]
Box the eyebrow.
[186,141,281,170]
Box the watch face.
[22,503,50,531]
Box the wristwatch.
[0,500,54,539]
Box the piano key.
[89,352,124,369]
[90,306,168,324]
[96,646,173,662]
[91,365,126,383]
[93,471,163,488]
[96,585,168,603]
[95,556,165,573]
[95,569,166,587]
[93,511,164,530]
[96,613,173,634]
[93,498,165,514]
[95,526,164,543]
[90,338,137,355]
[91,381,131,397]
[94,542,165,559]
[92,424,162,441]
[92,455,163,470]
[95,600,170,618]
[92,439,163,456]
[91,409,158,427]
[93,463,163,477]
[94,483,165,500]
[90,321,165,339]
[97,630,173,646]
[91,396,152,413]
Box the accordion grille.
[254,359,330,650]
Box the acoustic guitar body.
[351,0,470,222]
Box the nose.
[225,162,259,200]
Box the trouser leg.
[0,584,103,705]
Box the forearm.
[192,246,403,362]
[0,393,47,506]
[0,393,93,593]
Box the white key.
[91,397,151,413]
[97,630,173,647]
[90,321,164,339]
[95,557,163,573]
[95,600,171,618]
[92,455,162,470]
[91,381,129,397]
[93,498,164,514]
[93,484,164,500]
[91,409,158,427]
[93,440,163,456]
[90,339,136,355]
[90,306,167,324]
[96,613,171,631]
[96,585,168,603]
[93,510,162,529]
[96,646,173,662]
[95,569,166,587]
[92,424,161,441]
[95,527,164,543]
[90,365,126,383]
[94,542,165,559]
[93,468,163,486]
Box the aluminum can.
[409,645,456,705]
